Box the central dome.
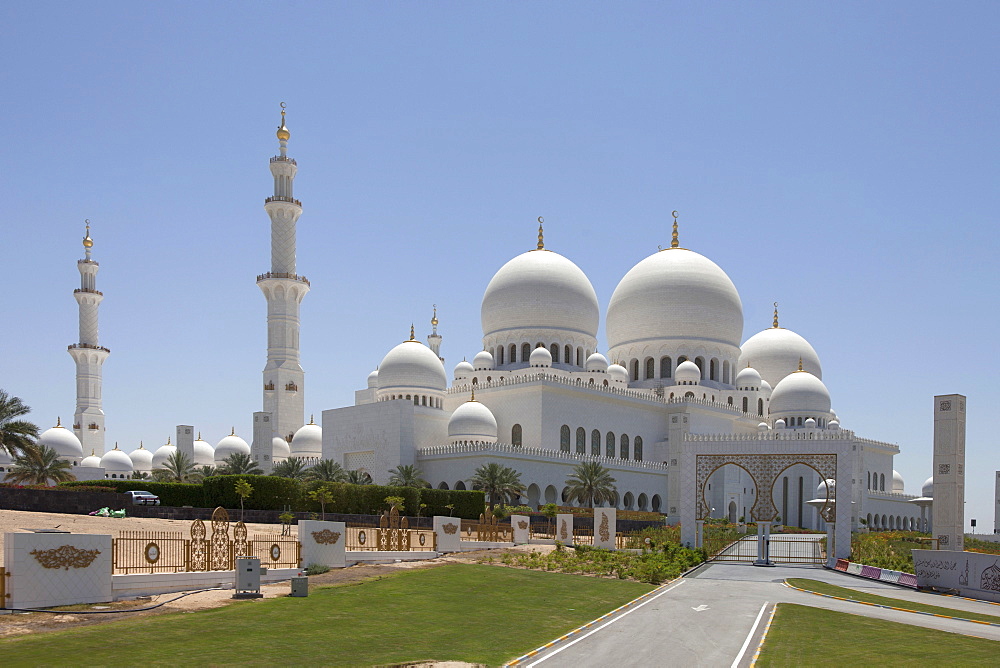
[607,248,744,352]
[377,339,447,394]
[481,249,599,342]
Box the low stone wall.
[112,567,300,598]
[0,487,132,515]
[913,549,1000,602]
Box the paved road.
[523,562,1000,667]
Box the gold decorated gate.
[377,505,410,551]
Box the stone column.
[556,514,574,546]
[433,516,461,553]
[695,520,704,549]
[594,508,616,550]
[510,515,531,544]
[933,394,966,551]
[298,520,346,568]
[754,521,772,566]
[825,522,837,569]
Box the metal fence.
[113,530,188,574]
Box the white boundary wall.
[511,515,530,544]
[433,516,462,552]
[594,508,616,549]
[5,532,112,609]
[556,514,574,545]
[914,549,1000,603]
[299,520,346,568]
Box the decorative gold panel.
[31,545,101,570]
[311,529,341,545]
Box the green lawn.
[0,564,653,667]
[756,604,1000,666]
[787,578,1000,624]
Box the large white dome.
[290,419,322,457]
[739,325,822,388]
[193,436,215,467]
[152,440,176,469]
[448,399,498,444]
[607,248,744,353]
[376,339,447,394]
[892,470,905,492]
[769,370,831,417]
[215,431,251,464]
[272,436,291,462]
[37,421,83,461]
[481,248,599,343]
[128,443,153,472]
[100,446,134,474]
[80,450,102,469]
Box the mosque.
[0,108,933,532]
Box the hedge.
[300,481,484,518]
[418,488,484,519]
[202,475,303,511]
[58,480,205,507]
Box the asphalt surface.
[522,557,1000,667]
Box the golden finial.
[798,357,803,372]
[471,387,476,401]
[309,414,315,424]
[113,442,119,451]
[670,210,680,249]
[83,220,94,249]
[536,217,545,250]
[276,102,290,141]
[139,441,144,449]
[230,426,236,436]
[409,324,416,341]
[167,436,171,445]
[197,432,201,441]
[91,448,95,456]
[56,416,62,427]
[773,302,779,329]
[431,304,438,327]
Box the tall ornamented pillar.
[933,394,966,551]
[68,222,110,455]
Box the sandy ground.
[0,508,553,657]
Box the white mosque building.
[11,107,931,533]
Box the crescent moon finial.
[670,210,680,248]
[773,302,780,328]
[536,217,545,250]
[280,101,286,110]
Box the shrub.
[58,480,204,507]
[203,475,302,511]
[303,563,330,575]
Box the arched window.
[867,471,871,490]
[685,391,695,399]
[471,377,478,385]
[512,424,522,446]
[710,358,718,381]
[620,434,629,460]
[606,431,615,458]
[630,359,639,381]
[591,429,601,456]
[742,397,748,413]
[652,494,662,512]
[565,345,572,366]
[727,396,733,406]
[576,347,583,366]
[560,425,571,451]
[645,358,655,379]
[497,347,504,365]
[576,427,586,453]
[678,355,688,364]
[634,436,643,461]
[757,398,764,416]
[723,360,730,384]
[522,343,531,361]
[660,356,672,378]
[880,473,885,491]
[695,357,706,379]
[551,344,560,364]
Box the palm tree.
[4,444,75,485]
[154,451,200,483]
[0,390,39,456]
[196,465,218,479]
[273,457,311,480]
[346,469,372,485]
[218,452,263,475]
[565,461,617,508]
[308,459,348,482]
[388,464,429,488]
[470,461,526,509]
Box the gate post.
[825,522,836,568]
[754,521,773,566]
[695,520,704,549]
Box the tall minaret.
[257,103,309,443]
[427,305,443,364]
[68,221,110,454]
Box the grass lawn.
[0,564,653,666]
[756,604,1000,666]
[787,578,1000,624]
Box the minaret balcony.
[270,155,297,165]
[74,288,103,296]
[68,343,110,353]
[265,195,302,206]
[257,272,310,286]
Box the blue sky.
[3,2,998,526]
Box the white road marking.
[731,601,770,668]
[692,604,709,612]
[526,579,687,666]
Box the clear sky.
[3,2,998,527]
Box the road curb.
[749,603,777,666]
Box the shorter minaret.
[68,221,110,454]
[427,305,443,364]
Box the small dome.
[760,379,773,395]
[892,470,905,493]
[739,325,822,388]
[757,422,770,432]
[214,431,251,464]
[37,421,84,460]
[377,339,447,394]
[735,366,762,389]
[608,363,629,382]
[816,478,836,499]
[193,437,215,467]
[921,477,933,498]
[152,440,176,469]
[828,419,840,431]
[272,436,291,462]
[128,444,153,472]
[448,399,498,444]
[473,350,495,371]
[454,359,474,379]
[290,419,322,458]
[804,417,817,429]
[80,450,102,468]
[585,352,609,372]
[774,418,786,430]
[769,370,831,416]
[675,360,701,384]
[367,369,379,389]
[100,446,133,474]
[529,346,552,367]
